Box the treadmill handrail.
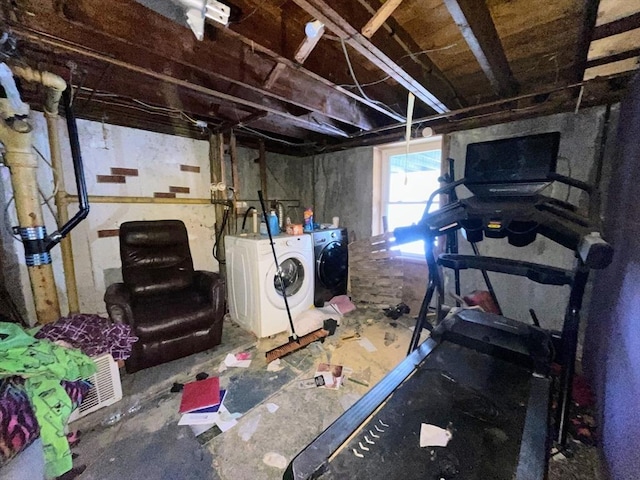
[438,254,574,286]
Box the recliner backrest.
[119,220,195,297]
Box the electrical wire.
[213,207,230,265]
[337,43,458,90]
[77,89,201,126]
[3,196,21,243]
[239,126,318,147]
[339,38,403,119]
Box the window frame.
[373,136,444,259]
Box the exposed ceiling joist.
[587,47,640,68]
[291,0,450,113]
[593,11,640,40]
[13,0,381,133]
[12,28,350,138]
[361,0,404,38]
[442,0,517,97]
[574,0,601,82]
[224,26,406,122]
[215,111,268,133]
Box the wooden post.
[209,133,227,280]
[46,112,80,314]
[229,130,239,234]
[259,139,267,200]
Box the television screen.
[465,132,560,188]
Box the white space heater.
[68,354,123,422]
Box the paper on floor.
[419,423,452,447]
[265,403,279,413]
[266,358,283,372]
[357,337,377,352]
[224,352,252,368]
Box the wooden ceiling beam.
[291,0,450,113]
[7,0,379,132]
[587,48,640,69]
[361,0,404,39]
[10,26,351,138]
[573,0,600,82]
[593,11,640,40]
[442,0,517,97]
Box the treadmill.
[285,133,613,480]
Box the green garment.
[0,322,96,478]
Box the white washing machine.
[225,233,314,338]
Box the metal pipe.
[0,102,61,323]
[65,194,212,205]
[52,89,89,240]
[11,66,66,114]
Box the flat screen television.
[464,132,560,197]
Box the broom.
[258,191,329,363]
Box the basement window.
[373,137,443,258]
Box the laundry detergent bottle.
[268,209,280,235]
[303,207,314,232]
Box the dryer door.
[317,241,348,289]
[265,253,310,308]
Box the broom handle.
[258,190,298,339]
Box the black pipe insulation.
[45,87,89,250]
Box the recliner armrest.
[193,271,226,318]
[104,283,135,326]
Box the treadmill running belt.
[318,343,532,480]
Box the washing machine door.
[265,253,310,308]
[317,241,348,289]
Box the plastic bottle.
[268,209,280,235]
[303,207,314,232]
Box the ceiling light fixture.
[176,0,230,40]
[305,20,325,39]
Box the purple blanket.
[0,377,91,467]
[35,313,138,361]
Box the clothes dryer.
[225,234,314,338]
[311,228,348,307]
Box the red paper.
[179,377,221,413]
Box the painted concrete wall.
[0,113,316,321]
[446,105,616,331]
[230,146,313,230]
[584,77,640,480]
[1,112,215,322]
[312,147,374,243]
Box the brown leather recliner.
[104,220,225,373]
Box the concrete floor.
[2,308,605,480]
[70,309,413,480]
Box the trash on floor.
[419,423,453,448]
[326,295,356,315]
[224,352,252,368]
[357,337,377,352]
[314,363,344,389]
[179,377,221,413]
[383,302,410,320]
[266,358,283,372]
[384,332,398,346]
[238,413,262,441]
[178,390,227,425]
[262,452,288,469]
[265,402,279,413]
[297,378,318,389]
[347,367,371,387]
